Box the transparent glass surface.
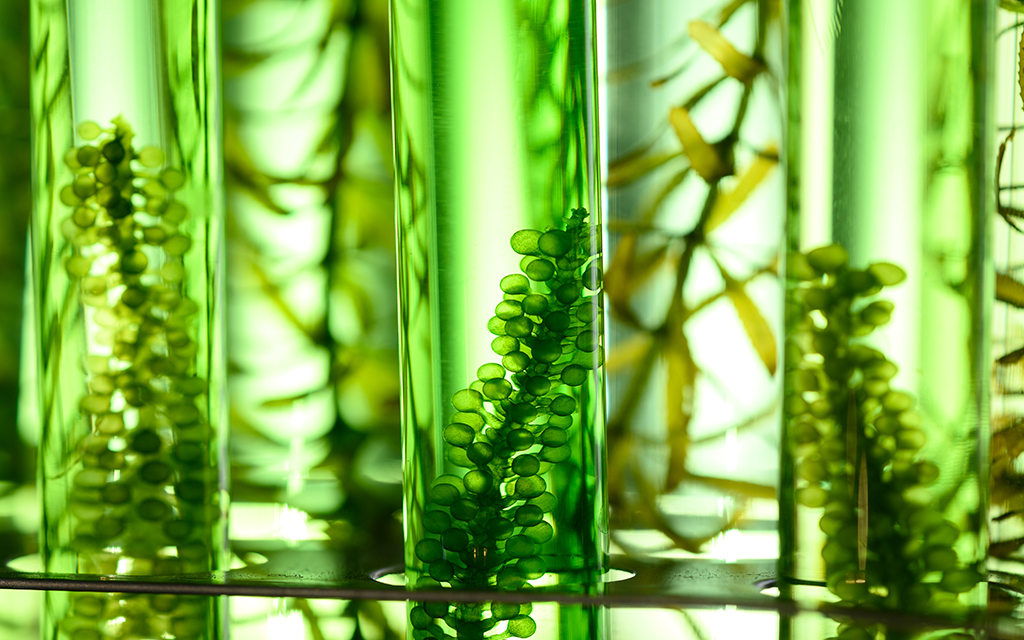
[991,0,1024,592]
[780,0,993,636]
[390,0,606,637]
[603,0,784,563]
[28,0,225,638]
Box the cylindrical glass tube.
[780,0,992,634]
[603,0,784,561]
[991,0,1024,573]
[389,0,607,638]
[0,0,32,509]
[28,0,225,638]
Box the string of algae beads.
[53,117,215,640]
[786,244,981,638]
[409,208,601,640]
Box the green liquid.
[781,0,992,636]
[390,0,606,638]
[29,1,224,638]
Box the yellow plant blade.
[726,281,777,375]
[704,145,779,235]
[998,346,1024,365]
[997,272,1024,308]
[664,327,696,491]
[607,150,683,187]
[688,20,766,83]
[603,234,670,326]
[716,0,753,25]
[686,473,777,499]
[605,332,656,374]
[669,107,728,183]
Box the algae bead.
[805,244,848,272]
[506,429,535,450]
[549,395,576,416]
[511,229,542,255]
[544,311,570,332]
[523,376,551,396]
[514,505,544,527]
[532,340,562,363]
[541,428,568,446]
[496,300,524,320]
[423,510,451,534]
[467,442,495,465]
[486,517,514,540]
[477,363,506,380]
[523,522,553,543]
[430,484,460,506]
[525,259,555,281]
[441,528,469,551]
[522,294,548,315]
[443,422,475,447]
[540,445,570,463]
[505,317,534,338]
[508,615,538,638]
[538,230,572,257]
[492,602,520,620]
[409,606,433,630]
[512,455,540,476]
[429,561,454,581]
[491,336,520,355]
[483,378,513,400]
[506,535,536,558]
[514,476,546,499]
[463,469,493,494]
[500,274,531,294]
[138,498,171,521]
[450,499,478,521]
[560,365,587,386]
[452,389,483,411]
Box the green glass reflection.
[390,0,607,638]
[29,0,225,638]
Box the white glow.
[267,599,306,640]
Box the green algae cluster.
[409,207,601,640]
[52,117,216,640]
[786,244,981,638]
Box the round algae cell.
[538,230,572,257]
[549,395,576,416]
[805,244,849,273]
[506,535,536,558]
[506,428,535,451]
[467,442,495,465]
[430,484,461,506]
[78,121,102,140]
[452,389,483,411]
[525,259,555,281]
[477,363,506,381]
[486,517,514,540]
[483,378,513,400]
[514,476,546,499]
[522,294,548,315]
[560,364,587,386]
[501,274,531,294]
[524,376,551,396]
[423,510,451,534]
[441,528,469,551]
[463,469,493,494]
[443,422,475,447]
[511,229,542,255]
[496,300,524,320]
[515,505,544,527]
